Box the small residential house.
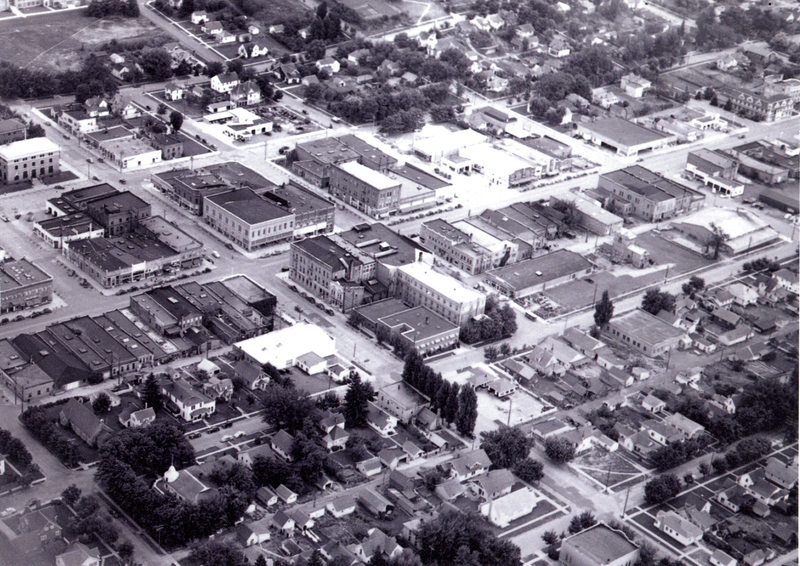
[367,404,397,437]
[233,360,269,390]
[203,21,223,35]
[236,521,270,547]
[118,405,156,428]
[620,74,651,98]
[191,10,208,24]
[271,510,295,534]
[316,57,340,74]
[470,468,516,500]
[549,36,571,57]
[271,430,295,462]
[238,42,269,58]
[764,457,798,489]
[276,484,298,504]
[356,455,382,477]
[642,394,666,413]
[711,550,738,566]
[654,510,703,545]
[164,82,185,101]
[729,283,759,307]
[327,494,357,518]
[448,449,491,481]
[56,543,101,566]
[210,72,240,94]
[256,486,278,507]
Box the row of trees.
[460,296,518,344]
[403,352,478,437]
[86,0,139,17]
[21,403,81,468]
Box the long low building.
[233,323,336,369]
[685,149,744,197]
[607,309,686,357]
[34,213,106,249]
[576,117,676,157]
[483,249,594,299]
[204,188,295,251]
[0,259,53,314]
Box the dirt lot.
[0,11,168,71]
[572,449,645,488]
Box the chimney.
[425,317,429,325]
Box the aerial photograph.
[0,0,796,563]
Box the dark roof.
[206,188,292,225]
[12,333,93,388]
[262,182,333,215]
[486,249,593,290]
[0,118,25,133]
[562,524,638,564]
[60,398,108,441]
[292,235,353,269]
[391,163,451,190]
[581,117,670,147]
[338,222,427,267]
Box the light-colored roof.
[234,323,336,368]
[398,262,484,305]
[0,137,60,159]
[337,160,399,190]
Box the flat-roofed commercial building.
[130,286,203,337]
[598,166,705,222]
[460,144,541,187]
[354,299,459,356]
[85,191,152,236]
[420,219,494,275]
[607,309,686,357]
[576,117,675,157]
[34,213,105,249]
[477,209,545,255]
[412,128,487,163]
[329,161,401,218]
[63,218,203,288]
[550,195,623,236]
[559,524,639,566]
[262,182,335,237]
[99,138,162,170]
[0,137,60,183]
[395,262,485,328]
[483,249,594,299]
[685,149,744,197]
[204,188,295,251]
[290,235,375,310]
[0,259,53,313]
[293,137,360,187]
[47,183,119,216]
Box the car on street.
[289,285,298,292]
[225,243,234,250]
[0,214,8,222]
[211,250,220,258]
[86,158,93,163]
[119,179,127,184]
[234,431,246,438]
[1,508,15,518]
[63,134,70,140]
[98,158,104,163]
[325,308,335,316]
[221,435,233,442]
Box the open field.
[337,0,404,21]
[0,11,168,71]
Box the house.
[233,360,269,390]
[764,457,798,489]
[517,23,535,38]
[111,63,131,80]
[691,333,716,353]
[605,367,634,388]
[203,21,223,35]
[643,419,683,446]
[17,506,62,548]
[526,345,563,377]
[271,510,295,534]
[248,24,260,34]
[711,550,737,566]
[271,430,295,462]
[219,32,236,44]
[367,403,397,437]
[59,398,111,447]
[56,543,101,566]
[118,404,156,428]
[162,379,215,422]
[256,486,278,506]
[416,407,440,431]
[488,377,518,398]
[276,484,297,504]
[236,521,270,547]
[203,376,233,402]
[717,481,751,512]
[739,469,789,506]
[210,72,240,94]
[436,478,466,501]
[238,42,268,58]
[356,455,382,477]
[532,418,572,440]
[349,528,402,563]
[316,57,340,74]
[664,412,705,439]
[642,394,666,413]
[729,283,759,307]
[709,394,735,414]
[275,63,301,84]
[269,24,285,34]
[620,74,651,98]
[562,327,605,358]
[229,81,261,107]
[289,509,314,532]
[402,440,423,461]
[559,524,640,566]
[471,468,516,500]
[655,510,703,546]
[717,53,739,71]
[327,494,357,518]
[191,10,208,24]
[378,59,402,76]
[379,447,405,470]
[773,268,799,294]
[744,549,774,566]
[448,449,491,481]
[322,424,349,452]
[549,36,571,57]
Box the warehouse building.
[0,259,53,313]
[483,249,594,299]
[685,149,743,197]
[607,309,686,357]
[576,117,675,157]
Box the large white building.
[395,262,486,328]
[0,138,60,183]
[233,323,336,369]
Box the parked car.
[119,179,127,185]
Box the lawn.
[0,11,168,72]
[635,230,714,274]
[249,0,309,26]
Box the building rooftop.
[337,161,399,190]
[486,249,593,290]
[398,262,484,304]
[0,137,60,159]
[99,136,159,157]
[0,118,25,134]
[297,137,360,164]
[611,309,686,344]
[87,190,149,215]
[61,183,120,207]
[391,163,451,190]
[378,305,458,341]
[562,524,638,564]
[581,117,670,146]
[0,259,52,293]
[338,134,398,168]
[293,235,358,270]
[338,222,425,267]
[85,126,134,144]
[262,181,333,215]
[206,188,292,225]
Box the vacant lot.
[0,11,168,71]
[573,449,644,489]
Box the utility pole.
[621,485,631,518]
[507,396,513,427]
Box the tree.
[481,427,533,468]
[568,511,597,534]
[698,462,710,477]
[683,473,694,485]
[544,436,576,464]
[255,556,268,566]
[169,111,184,132]
[26,123,45,138]
[444,383,460,425]
[205,61,224,77]
[117,540,134,564]
[542,530,559,545]
[140,48,173,81]
[641,288,676,315]
[261,385,319,433]
[188,541,247,566]
[418,510,522,566]
[513,458,544,484]
[484,345,499,362]
[306,39,327,61]
[92,393,112,415]
[455,385,478,437]
[343,373,375,428]
[62,485,82,507]
[142,374,163,413]
[593,290,614,328]
[643,474,681,504]
[706,222,729,260]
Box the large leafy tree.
[142,374,163,413]
[343,374,376,428]
[544,436,576,464]
[100,420,194,477]
[418,510,522,566]
[480,427,533,468]
[641,288,676,315]
[261,385,319,433]
[644,474,681,504]
[513,458,544,484]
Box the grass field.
[0,11,168,71]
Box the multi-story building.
[598,166,705,222]
[261,182,335,238]
[162,378,215,421]
[763,74,800,104]
[58,109,98,135]
[85,191,152,236]
[34,213,105,249]
[293,137,360,187]
[290,236,375,310]
[0,339,53,401]
[722,87,794,122]
[153,169,231,215]
[395,262,485,328]
[420,218,506,275]
[0,119,26,145]
[203,189,295,251]
[0,259,53,313]
[329,161,401,218]
[130,286,203,337]
[0,137,60,183]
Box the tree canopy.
[480,427,534,469]
[417,510,522,566]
